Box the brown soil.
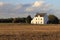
[0,24,60,40]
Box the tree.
[12,18,26,23]
[59,19,60,24]
[47,15,59,24]
[26,15,32,24]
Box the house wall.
[44,15,48,24]
[31,16,44,24]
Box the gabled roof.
[35,13,46,17]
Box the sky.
[0,0,60,6]
[0,0,60,18]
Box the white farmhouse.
[31,13,48,24]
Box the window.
[36,22,37,24]
[36,18,37,20]
[41,18,42,20]
[41,22,42,24]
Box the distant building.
[31,13,48,24]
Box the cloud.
[0,2,4,6]
[25,1,52,13]
[25,5,32,12]
[32,1,44,7]
[0,1,59,18]
[0,2,30,18]
[25,1,44,12]
[13,4,22,10]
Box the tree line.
[0,15,32,24]
[47,15,59,24]
[0,15,60,24]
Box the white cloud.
[0,2,4,6]
[25,1,52,13]
[25,1,44,12]
[25,7,34,12]
[32,1,44,7]
[13,4,22,10]
[0,2,3,4]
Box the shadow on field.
[0,31,60,40]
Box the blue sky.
[0,0,60,18]
[0,0,36,4]
[45,0,60,8]
[0,0,60,8]
[0,0,60,4]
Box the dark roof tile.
[35,13,46,17]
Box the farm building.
[31,13,48,24]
